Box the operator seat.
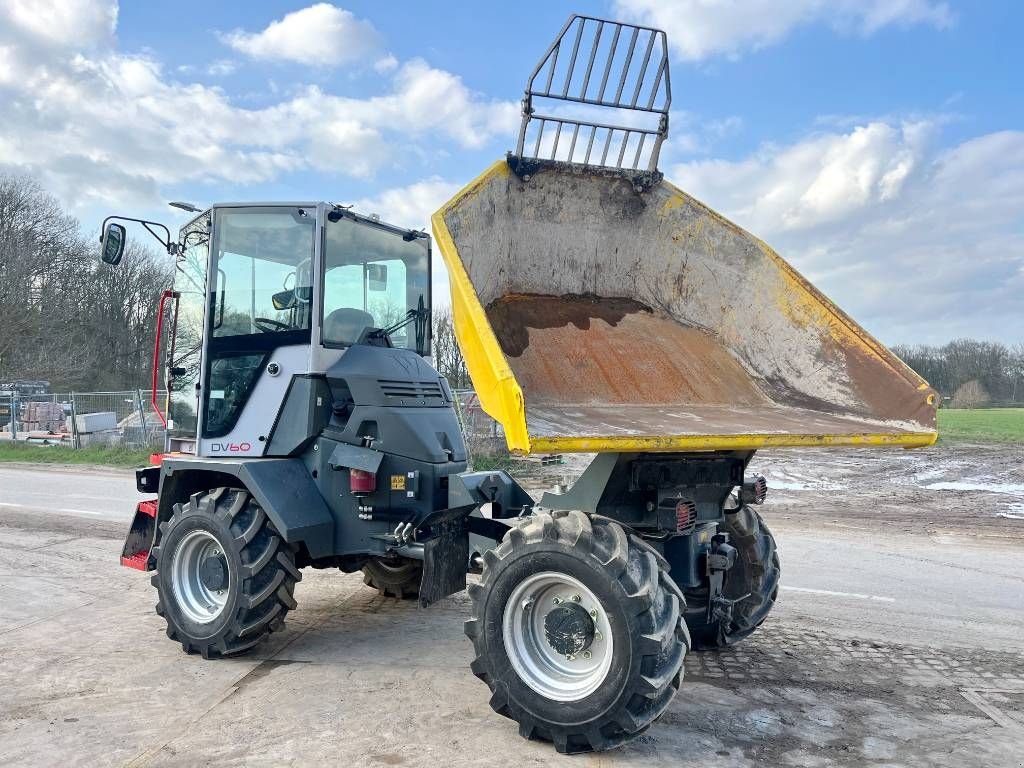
[325,307,374,344]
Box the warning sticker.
[390,475,406,491]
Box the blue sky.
[0,1,1021,344]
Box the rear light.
[740,475,768,505]
[350,468,376,495]
[675,500,697,531]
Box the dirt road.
[0,445,1022,766]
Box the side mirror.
[100,222,126,265]
[271,289,297,311]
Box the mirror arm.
[100,215,179,255]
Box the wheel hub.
[170,529,230,624]
[502,572,614,702]
[543,602,595,657]
[199,554,228,591]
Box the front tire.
[152,488,301,659]
[465,511,689,754]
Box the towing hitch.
[706,532,746,624]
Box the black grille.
[378,379,444,399]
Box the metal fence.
[0,390,167,449]
[454,389,502,440]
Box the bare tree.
[950,380,990,409]
[0,173,172,390]
[432,306,469,389]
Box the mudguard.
[156,457,335,559]
[417,503,476,607]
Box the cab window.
[322,216,429,352]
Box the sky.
[0,0,1020,345]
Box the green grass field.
[0,408,1018,467]
[937,408,1024,444]
[0,441,152,467]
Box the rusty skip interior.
[442,163,937,447]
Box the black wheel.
[151,488,301,659]
[362,556,422,599]
[465,511,689,754]
[684,505,780,650]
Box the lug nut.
[594,631,602,641]
[572,594,581,602]
[583,650,592,660]
[521,597,535,611]
[552,597,562,605]
[589,609,597,618]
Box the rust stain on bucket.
[486,293,769,408]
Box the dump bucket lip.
[433,158,939,455]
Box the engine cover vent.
[378,379,444,400]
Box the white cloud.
[4,0,117,50]
[671,123,1024,344]
[353,177,462,230]
[675,121,930,232]
[373,53,399,74]
[0,3,516,213]
[206,59,237,77]
[222,3,381,67]
[614,0,954,60]
[355,177,466,307]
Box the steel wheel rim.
[502,571,614,702]
[170,530,230,624]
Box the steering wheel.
[253,317,291,333]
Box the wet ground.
[751,442,1024,540]
[539,442,1024,541]
[0,443,1022,766]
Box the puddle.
[761,471,843,492]
[766,479,813,491]
[923,482,1024,494]
[997,504,1024,521]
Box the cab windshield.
[211,208,316,337]
[322,215,430,353]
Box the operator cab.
[101,203,431,457]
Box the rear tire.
[152,488,300,659]
[466,511,689,754]
[684,505,779,650]
[362,556,422,599]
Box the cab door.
[197,206,317,458]
[165,214,210,454]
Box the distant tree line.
[893,340,1024,408]
[0,174,172,391]
[1,173,1019,406]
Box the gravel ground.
[1,445,1023,767]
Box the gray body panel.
[203,344,311,457]
[265,375,333,456]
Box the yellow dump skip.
[432,159,938,455]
